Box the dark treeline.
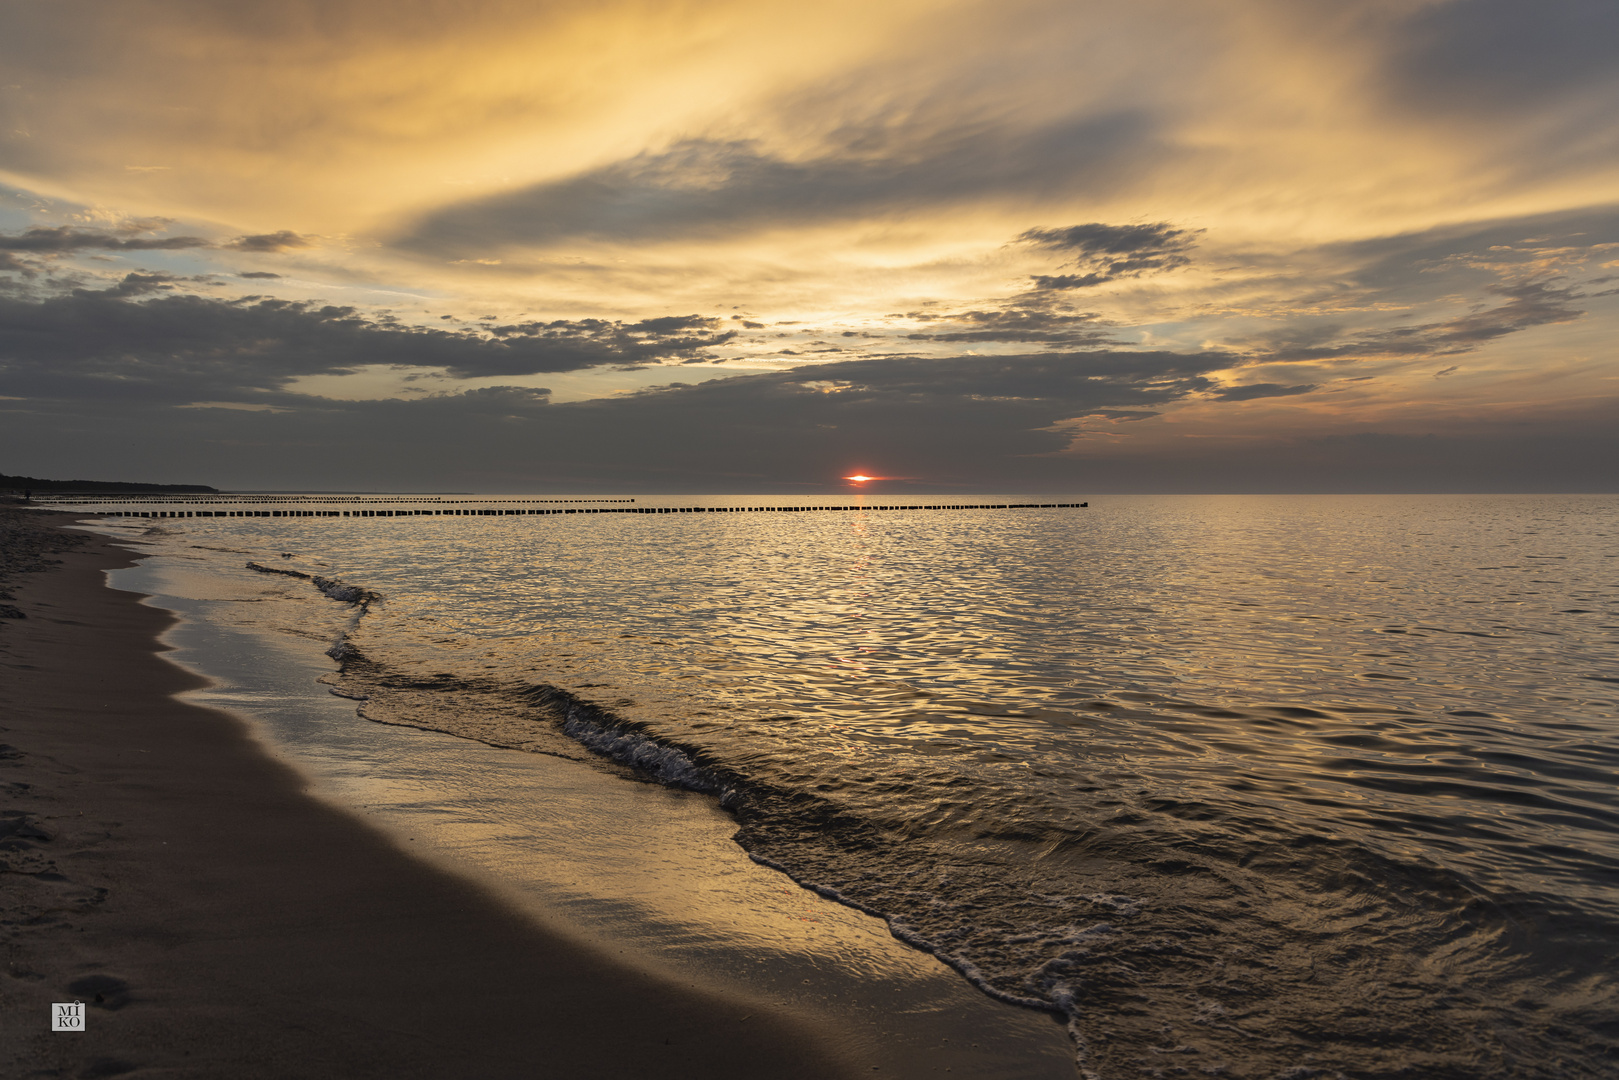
[1,473,219,495]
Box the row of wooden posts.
[105,502,1087,519]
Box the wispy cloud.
[1249,280,1587,363]
[0,226,208,253]
[395,115,1169,255]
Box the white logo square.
[52,1002,85,1031]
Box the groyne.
[87,501,1086,519]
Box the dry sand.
[0,510,870,1078]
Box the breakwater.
[91,501,1086,519]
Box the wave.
[246,561,378,606]
[277,562,1619,1079]
[556,698,721,793]
[246,561,378,659]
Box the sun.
[844,474,874,482]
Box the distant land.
[1,473,219,495]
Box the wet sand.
[0,516,870,1078]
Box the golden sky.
[2,0,1616,490]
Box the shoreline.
[98,520,1079,1079]
[0,515,871,1078]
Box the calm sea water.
[86,493,1619,1077]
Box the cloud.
[480,313,737,373]
[0,226,209,253]
[396,113,1171,255]
[90,272,186,298]
[6,347,1613,495]
[0,225,316,262]
[1020,222,1196,257]
[1253,280,1586,363]
[1385,0,1619,115]
[223,231,312,252]
[238,271,283,279]
[903,306,1113,346]
[1431,281,1585,343]
[1211,382,1318,402]
[1366,1,1619,193]
[728,349,1225,403]
[1324,204,1619,294]
[0,347,1234,491]
[490,349,1232,483]
[0,281,737,403]
[1019,221,1197,290]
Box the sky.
[1,0,1616,494]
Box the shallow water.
[77,493,1619,1078]
[104,554,1076,1079]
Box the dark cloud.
[0,348,1231,492]
[223,231,311,252]
[6,348,1613,495]
[1325,205,1619,296]
[487,350,1229,484]
[481,313,737,372]
[1431,281,1585,343]
[1254,280,1585,363]
[1211,382,1318,402]
[0,225,315,262]
[1374,0,1619,183]
[1020,222,1195,257]
[904,306,1112,346]
[395,113,1169,254]
[1019,221,1197,290]
[0,281,735,403]
[1386,0,1619,114]
[621,314,717,334]
[92,272,185,298]
[1026,272,1113,291]
[239,271,283,279]
[1217,206,1619,373]
[0,226,209,253]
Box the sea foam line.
[254,559,1100,1072]
[245,561,377,657]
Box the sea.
[63,492,1619,1078]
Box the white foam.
[560,704,720,793]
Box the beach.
[0,510,897,1078]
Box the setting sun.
[844,474,874,482]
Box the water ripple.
[172,493,1618,1077]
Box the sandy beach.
[0,509,875,1078]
